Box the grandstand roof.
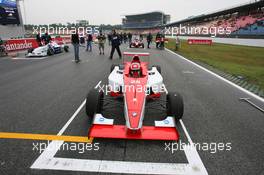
[166,0,264,27]
[123,11,166,17]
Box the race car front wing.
[88,114,179,141]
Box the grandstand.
[122,11,170,29]
[165,0,264,38]
[0,0,25,39]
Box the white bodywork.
[27,45,49,57]
[108,66,164,94]
[26,42,64,57]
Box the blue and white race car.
[26,41,69,57]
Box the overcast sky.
[20,0,251,25]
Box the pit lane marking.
[0,132,93,143]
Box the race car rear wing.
[123,52,150,64]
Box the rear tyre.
[152,65,161,74]
[142,44,144,48]
[167,92,184,120]
[86,88,104,119]
[64,45,69,52]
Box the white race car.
[26,41,69,57]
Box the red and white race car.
[129,35,144,48]
[85,52,183,141]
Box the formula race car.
[129,35,144,48]
[85,52,184,141]
[26,41,69,57]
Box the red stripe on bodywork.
[123,62,148,129]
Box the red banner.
[4,37,71,52]
[156,38,169,43]
[187,39,212,45]
[4,39,39,52]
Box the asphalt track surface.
[0,42,263,175]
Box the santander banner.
[4,37,71,52]
[187,39,212,45]
[5,39,38,52]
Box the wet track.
[0,43,263,175]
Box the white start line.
[31,97,208,174]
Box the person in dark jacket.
[128,32,132,44]
[139,34,143,41]
[86,34,93,52]
[71,32,80,62]
[107,34,112,46]
[44,33,52,45]
[120,32,123,44]
[146,32,153,49]
[123,33,128,44]
[109,30,122,59]
[36,33,42,46]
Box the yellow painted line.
[0,132,94,143]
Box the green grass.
[166,39,264,90]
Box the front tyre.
[47,48,54,56]
[167,92,184,120]
[86,88,104,120]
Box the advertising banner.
[187,39,213,45]
[4,37,71,52]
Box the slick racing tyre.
[86,88,104,119]
[142,44,144,48]
[152,65,161,74]
[167,92,184,120]
[47,48,54,56]
[64,45,69,52]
